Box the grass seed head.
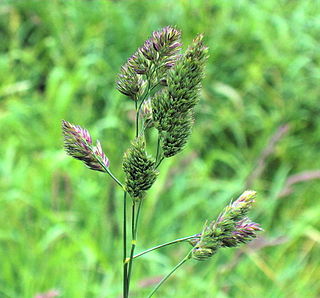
[62,120,109,172]
[191,190,262,261]
[122,137,158,201]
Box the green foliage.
[0,0,319,297]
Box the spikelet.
[62,120,109,172]
[191,191,262,261]
[122,137,158,201]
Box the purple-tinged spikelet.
[140,26,181,64]
[191,190,262,261]
[221,218,263,248]
[62,120,109,172]
[141,98,153,128]
[216,190,256,224]
[116,26,182,99]
[116,63,144,100]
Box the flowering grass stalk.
[62,26,262,297]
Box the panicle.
[151,33,208,158]
[166,34,209,113]
[151,89,171,132]
[161,110,194,157]
[216,190,256,225]
[62,120,109,172]
[116,26,182,100]
[122,137,158,201]
[191,190,261,261]
[140,26,182,65]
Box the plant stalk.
[132,234,199,260]
[105,168,123,189]
[147,251,192,298]
[155,156,164,169]
[126,200,142,296]
[155,136,161,164]
[123,191,128,298]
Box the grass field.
[0,0,320,297]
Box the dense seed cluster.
[191,191,262,261]
[151,35,208,157]
[122,137,158,201]
[62,120,109,172]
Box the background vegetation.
[0,0,319,297]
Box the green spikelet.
[161,110,194,157]
[151,89,171,132]
[123,137,158,201]
[150,34,208,158]
[191,191,262,261]
[167,34,208,114]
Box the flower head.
[62,120,109,172]
[191,190,262,261]
[140,26,182,64]
[116,62,144,100]
[122,137,158,201]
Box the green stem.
[84,141,123,189]
[147,251,192,298]
[132,234,199,260]
[134,199,143,235]
[123,191,128,298]
[155,156,164,169]
[105,168,123,189]
[136,66,161,133]
[135,100,139,138]
[126,200,142,296]
[155,136,161,164]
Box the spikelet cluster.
[139,26,181,68]
[117,27,209,199]
[191,191,262,261]
[116,63,144,100]
[122,137,158,201]
[62,120,109,172]
[117,27,208,157]
[116,26,182,99]
[151,34,208,157]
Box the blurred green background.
[1,0,319,297]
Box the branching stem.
[147,250,192,298]
[155,156,164,169]
[105,168,123,189]
[132,234,199,260]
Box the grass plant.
[0,1,319,297]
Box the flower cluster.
[152,34,208,157]
[139,26,181,68]
[122,137,158,201]
[116,26,208,200]
[62,120,109,172]
[117,26,182,100]
[191,191,262,261]
[116,64,144,101]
